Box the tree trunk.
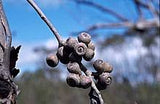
[0,1,18,104]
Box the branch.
[133,0,144,20]
[135,0,149,8]
[73,0,129,22]
[136,0,159,16]
[87,22,134,31]
[79,63,104,104]
[146,0,159,19]
[87,19,159,31]
[27,0,63,46]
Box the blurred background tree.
[13,0,160,104]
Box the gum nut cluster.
[46,32,95,67]
[93,59,113,90]
[46,32,113,90]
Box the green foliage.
[16,69,160,104]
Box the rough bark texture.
[0,1,19,104]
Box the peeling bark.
[0,1,19,104]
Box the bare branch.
[88,22,134,31]
[136,0,149,8]
[136,0,159,15]
[73,0,129,22]
[146,0,159,19]
[133,0,144,20]
[27,0,63,46]
[87,19,159,31]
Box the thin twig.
[87,19,159,31]
[136,0,159,15]
[134,0,144,20]
[146,0,159,19]
[73,0,128,22]
[27,0,63,45]
[87,22,133,31]
[80,63,104,104]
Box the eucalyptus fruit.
[80,75,92,89]
[99,72,112,86]
[93,59,113,73]
[78,32,91,44]
[74,42,87,56]
[56,46,69,64]
[46,54,59,67]
[103,62,113,73]
[87,41,95,51]
[66,73,80,87]
[66,37,78,49]
[67,62,81,75]
[93,59,104,73]
[83,48,95,61]
[96,72,112,90]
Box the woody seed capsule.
[99,72,112,86]
[83,48,95,61]
[87,42,95,51]
[67,62,82,75]
[74,42,87,56]
[66,73,80,87]
[80,75,92,89]
[56,46,69,64]
[93,59,104,73]
[46,54,59,67]
[78,32,91,44]
[66,37,78,49]
[103,62,113,73]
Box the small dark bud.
[78,32,91,44]
[93,59,104,73]
[69,52,82,62]
[66,37,78,49]
[83,48,95,61]
[67,62,82,75]
[74,42,87,56]
[87,42,95,51]
[46,54,59,67]
[56,47,69,64]
[80,75,92,89]
[66,73,80,87]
